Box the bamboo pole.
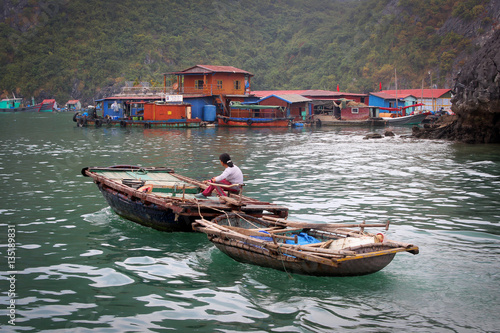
[262,216,390,231]
[194,219,351,258]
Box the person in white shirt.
[195,153,243,199]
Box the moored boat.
[381,112,431,125]
[193,213,419,276]
[82,166,289,232]
[0,98,56,112]
[217,103,293,127]
[38,99,57,112]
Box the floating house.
[258,94,313,122]
[370,89,452,116]
[76,65,257,128]
[65,100,82,111]
[368,92,407,116]
[384,89,452,111]
[163,65,255,120]
[252,89,372,123]
[94,95,163,119]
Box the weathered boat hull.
[213,241,396,276]
[39,100,56,112]
[193,213,418,277]
[315,115,386,126]
[97,182,191,231]
[0,102,54,113]
[217,116,292,127]
[83,166,289,232]
[382,113,430,125]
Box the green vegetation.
[0,0,493,103]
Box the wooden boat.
[82,166,288,232]
[0,98,55,112]
[38,99,57,112]
[379,104,430,125]
[217,103,293,127]
[381,112,431,125]
[193,213,419,277]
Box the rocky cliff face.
[414,28,500,143]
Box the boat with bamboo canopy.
[192,213,419,276]
[82,165,289,232]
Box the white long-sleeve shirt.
[214,165,243,184]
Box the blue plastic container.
[203,105,216,122]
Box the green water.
[0,113,499,332]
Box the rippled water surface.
[1,113,499,332]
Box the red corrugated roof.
[102,96,163,100]
[369,92,400,99]
[252,89,367,99]
[252,90,311,97]
[381,89,451,99]
[166,65,253,76]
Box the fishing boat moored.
[217,102,293,127]
[82,166,289,232]
[193,213,419,276]
[381,111,431,125]
[0,98,56,112]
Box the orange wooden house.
[164,65,253,97]
[163,65,255,119]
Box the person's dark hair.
[219,153,234,167]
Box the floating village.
[1,64,448,276]
[1,64,453,129]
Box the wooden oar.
[262,216,390,231]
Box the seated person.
[195,153,243,199]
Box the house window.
[234,80,241,90]
[352,108,359,114]
[217,80,223,89]
[360,97,365,103]
[195,80,204,90]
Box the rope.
[277,243,293,279]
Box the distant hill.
[0,0,498,104]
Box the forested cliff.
[0,0,499,105]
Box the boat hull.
[0,105,44,112]
[193,213,418,277]
[382,113,430,125]
[217,116,292,127]
[214,241,396,277]
[0,100,55,112]
[315,115,386,126]
[97,183,191,232]
[84,166,289,232]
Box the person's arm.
[214,168,231,182]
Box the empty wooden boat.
[193,213,419,277]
